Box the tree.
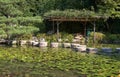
[0,0,41,40]
[0,0,25,18]
[92,0,120,18]
[111,1,120,17]
[0,24,39,40]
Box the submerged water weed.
[0,47,119,77]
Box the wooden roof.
[44,16,104,22]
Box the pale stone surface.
[101,48,112,53]
[116,48,120,53]
[51,42,59,48]
[57,38,62,42]
[71,43,81,48]
[32,41,39,46]
[20,40,27,45]
[63,43,71,48]
[75,45,86,52]
[116,48,120,50]
[12,40,17,45]
[72,39,80,43]
[39,42,48,47]
[87,48,98,53]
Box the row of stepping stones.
[11,40,120,54]
[38,42,120,54]
[75,47,120,54]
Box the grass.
[0,46,119,77]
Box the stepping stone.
[115,48,120,53]
[28,40,35,45]
[75,45,86,52]
[20,40,27,45]
[101,48,112,53]
[87,48,98,54]
[39,42,48,47]
[51,42,59,48]
[11,40,17,45]
[71,43,80,48]
[63,43,71,48]
[32,41,39,46]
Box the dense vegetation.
[0,0,119,38]
[0,0,120,77]
[44,9,109,18]
[0,47,120,77]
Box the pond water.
[0,46,80,77]
[0,45,119,77]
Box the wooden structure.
[44,17,104,43]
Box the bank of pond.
[2,40,120,54]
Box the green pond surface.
[0,46,119,77]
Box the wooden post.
[57,21,59,39]
[84,23,86,37]
[83,22,87,44]
[52,21,55,32]
[93,21,96,44]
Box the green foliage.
[0,0,25,3]
[0,28,7,38]
[25,0,94,16]
[5,26,39,36]
[0,24,7,38]
[0,0,119,40]
[36,33,74,43]
[60,32,74,42]
[50,34,58,42]
[88,33,120,44]
[0,24,39,39]
[0,0,24,18]
[89,32,106,44]
[65,34,74,42]
[104,34,120,43]
[17,34,32,40]
[44,9,109,18]
[0,0,119,18]
[0,47,119,76]
[37,33,58,43]
[36,33,46,39]
[96,0,120,18]
[0,16,43,39]
[0,16,43,25]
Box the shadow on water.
[96,44,120,61]
[87,43,120,61]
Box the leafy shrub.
[46,34,60,43]
[36,33,58,43]
[66,34,74,42]
[60,32,74,42]
[89,32,106,44]
[36,33,46,39]
[36,33,74,43]
[16,34,32,40]
[104,34,120,43]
